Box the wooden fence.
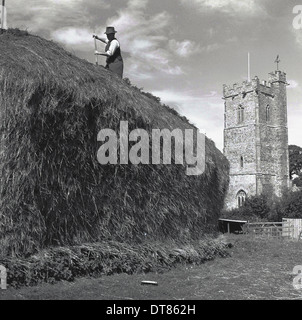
[244,221,294,239]
[219,218,302,240]
[282,219,302,240]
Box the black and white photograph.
[0,0,302,304]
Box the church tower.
[223,69,290,209]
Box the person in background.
[93,26,124,78]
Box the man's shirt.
[105,39,120,56]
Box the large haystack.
[0,29,229,257]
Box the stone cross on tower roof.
[275,55,281,71]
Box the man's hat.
[104,26,117,34]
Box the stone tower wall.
[223,70,290,209]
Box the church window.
[266,105,270,122]
[237,105,244,124]
[240,156,244,168]
[237,190,247,208]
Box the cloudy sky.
[5,0,302,151]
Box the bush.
[242,194,271,220]
[222,189,302,222]
[222,194,272,222]
[274,190,302,219]
[0,238,230,288]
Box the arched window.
[237,190,247,208]
[240,156,244,168]
[237,105,244,124]
[240,107,244,122]
[266,105,270,122]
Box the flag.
[0,0,7,30]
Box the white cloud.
[151,90,202,103]
[100,1,185,78]
[7,0,110,35]
[106,6,171,41]
[289,109,302,148]
[169,34,223,57]
[128,0,149,10]
[179,0,262,15]
[151,89,224,150]
[169,39,201,57]
[131,39,155,51]
[165,66,184,75]
[205,91,218,97]
[52,28,93,45]
[288,80,299,89]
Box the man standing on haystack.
[93,27,124,79]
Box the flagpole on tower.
[1,0,4,30]
[275,55,280,71]
[247,52,251,82]
[1,0,7,32]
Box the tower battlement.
[268,70,287,84]
[223,78,258,98]
[223,70,288,100]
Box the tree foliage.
[289,145,302,179]
[293,174,302,187]
[221,194,273,221]
[274,189,302,219]
[222,190,302,222]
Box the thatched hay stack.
[0,29,229,257]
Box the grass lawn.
[1,234,302,300]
